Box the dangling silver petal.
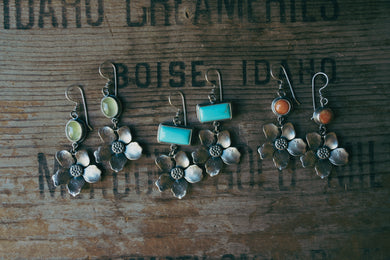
[109,153,127,173]
[281,122,296,141]
[306,132,322,150]
[155,155,174,172]
[98,126,117,144]
[217,130,231,148]
[55,150,75,168]
[171,178,188,199]
[273,150,289,170]
[52,168,70,186]
[117,126,132,144]
[263,123,279,141]
[75,150,90,167]
[83,165,101,183]
[173,151,189,169]
[287,138,307,156]
[329,148,349,166]
[221,147,241,165]
[258,143,274,159]
[184,165,203,183]
[324,132,338,150]
[67,176,85,197]
[315,160,333,179]
[155,173,173,192]
[94,146,112,163]
[300,151,317,168]
[199,129,216,147]
[192,146,210,164]
[124,142,142,160]
[205,157,223,177]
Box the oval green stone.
[101,96,119,118]
[66,120,83,142]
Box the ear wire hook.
[169,91,187,126]
[270,64,301,105]
[205,68,223,102]
[99,61,118,97]
[65,84,93,130]
[311,72,329,111]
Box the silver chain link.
[277,116,285,126]
[70,110,78,119]
[71,142,79,154]
[319,125,327,136]
[102,81,112,96]
[213,121,220,134]
[208,86,217,104]
[277,88,286,98]
[112,118,119,130]
[169,144,178,157]
[173,109,182,126]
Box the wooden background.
[1,0,389,259]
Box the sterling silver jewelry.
[258,65,307,170]
[300,72,349,178]
[52,85,101,197]
[155,91,203,199]
[94,61,142,173]
[192,69,241,177]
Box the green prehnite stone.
[66,120,83,142]
[101,96,119,118]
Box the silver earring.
[191,68,241,177]
[52,85,102,197]
[94,61,143,173]
[155,91,203,199]
[258,65,307,170]
[300,72,349,178]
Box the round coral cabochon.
[313,107,333,125]
[272,98,291,116]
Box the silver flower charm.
[52,150,102,197]
[258,122,307,170]
[191,130,241,177]
[300,132,348,179]
[155,151,203,199]
[94,126,142,172]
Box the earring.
[258,65,307,170]
[300,72,349,178]
[94,61,142,173]
[191,68,241,177]
[155,91,203,199]
[52,85,102,197]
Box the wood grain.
[0,0,390,259]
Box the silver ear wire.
[270,64,300,105]
[205,68,223,103]
[169,91,187,126]
[99,61,118,97]
[311,72,329,111]
[65,84,92,131]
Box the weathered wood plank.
[0,0,390,259]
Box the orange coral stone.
[319,108,333,124]
[274,99,290,115]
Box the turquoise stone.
[101,96,120,118]
[196,102,232,123]
[158,124,192,145]
[65,120,84,142]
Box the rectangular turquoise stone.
[196,102,232,123]
[157,124,193,146]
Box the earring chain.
[169,144,178,157]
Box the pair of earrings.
[155,69,241,199]
[52,62,143,196]
[258,66,349,178]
